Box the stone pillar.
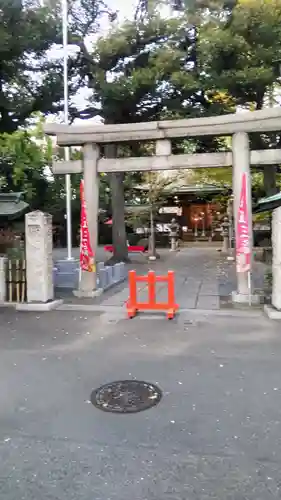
[25,211,53,302]
[232,132,256,303]
[0,257,6,302]
[272,207,281,310]
[221,217,229,254]
[74,143,101,297]
[170,235,177,251]
[227,196,234,260]
[155,139,171,156]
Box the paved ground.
[0,307,281,499]
[56,247,268,311]
[97,248,224,310]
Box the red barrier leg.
[147,271,156,308]
[127,270,137,318]
[126,270,178,319]
[166,271,178,319]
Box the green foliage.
[4,0,281,227]
[191,167,232,188]
[253,211,271,223]
[0,0,113,132]
[0,129,52,208]
[264,268,272,289]
[145,172,174,208]
[199,0,281,109]
[86,16,198,123]
[126,173,174,228]
[0,1,61,132]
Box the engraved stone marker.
[25,211,54,303]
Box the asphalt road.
[0,308,280,499]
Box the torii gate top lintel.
[44,107,281,147]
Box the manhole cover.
[90,380,162,414]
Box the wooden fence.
[6,258,26,303]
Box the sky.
[100,0,137,31]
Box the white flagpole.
[62,0,72,260]
[248,270,252,306]
[79,226,82,284]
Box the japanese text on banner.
[236,172,251,273]
[80,180,95,272]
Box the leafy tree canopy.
[0,126,52,208]
[0,0,114,133]
[199,0,281,110]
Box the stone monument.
[221,216,230,254]
[169,218,179,251]
[25,211,54,303]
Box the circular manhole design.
[90,380,162,414]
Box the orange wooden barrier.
[126,270,179,319]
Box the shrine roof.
[0,192,29,219]
[254,192,281,213]
[133,182,226,194]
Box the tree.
[73,0,281,261]
[0,0,114,133]
[138,0,281,197]
[0,0,61,133]
[145,173,175,259]
[80,17,169,261]
[199,0,281,108]
[0,0,117,244]
[135,0,236,18]
[127,172,175,258]
[198,0,281,194]
[80,12,232,261]
[0,128,52,209]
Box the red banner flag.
[236,172,251,273]
[79,180,95,272]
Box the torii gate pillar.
[74,143,101,297]
[232,132,258,304]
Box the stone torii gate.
[44,107,281,303]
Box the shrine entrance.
[45,107,281,304]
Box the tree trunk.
[149,208,155,254]
[105,144,129,264]
[147,207,159,260]
[263,165,278,197]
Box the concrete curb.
[56,303,264,318]
[53,260,127,293]
[97,262,127,291]
[264,304,281,320]
[0,302,18,308]
[232,291,260,305]
[15,300,64,312]
[73,288,103,299]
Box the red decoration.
[79,180,95,272]
[236,173,251,273]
